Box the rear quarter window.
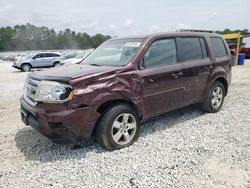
[210,37,228,58]
[53,53,61,57]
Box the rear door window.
[44,53,51,58]
[45,53,59,57]
[179,37,204,61]
[210,37,228,58]
[52,53,60,57]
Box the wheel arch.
[205,76,228,98]
[96,99,141,118]
[202,74,229,102]
[215,77,228,96]
[91,99,141,138]
[53,61,60,66]
[21,62,32,68]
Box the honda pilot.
[20,32,231,150]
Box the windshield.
[83,38,144,67]
[24,53,34,59]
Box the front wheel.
[21,64,31,72]
[201,81,225,113]
[95,104,140,150]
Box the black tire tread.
[21,63,31,72]
[201,81,225,113]
[95,103,140,150]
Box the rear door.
[44,53,56,66]
[177,36,212,105]
[138,38,185,118]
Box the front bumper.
[12,65,21,70]
[20,97,100,143]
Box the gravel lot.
[0,60,250,187]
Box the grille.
[24,76,41,106]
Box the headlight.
[35,80,73,103]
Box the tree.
[0,23,111,51]
[0,26,15,51]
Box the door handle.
[172,72,183,79]
[205,65,213,71]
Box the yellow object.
[68,91,74,101]
[223,33,243,40]
[223,32,242,65]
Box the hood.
[16,56,30,63]
[28,64,121,82]
[61,58,82,65]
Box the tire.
[201,81,225,113]
[95,103,141,150]
[54,62,60,67]
[21,63,31,72]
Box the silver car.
[60,49,94,65]
[12,52,64,72]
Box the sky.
[0,0,249,36]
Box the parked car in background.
[1,53,16,61]
[64,51,80,59]
[60,49,94,65]
[14,53,28,61]
[12,52,64,72]
[20,32,231,150]
[228,43,250,59]
[238,47,250,59]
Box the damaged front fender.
[69,70,145,117]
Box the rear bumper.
[20,97,100,143]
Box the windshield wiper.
[89,63,101,66]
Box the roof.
[36,51,62,55]
[110,32,222,41]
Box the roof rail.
[177,29,214,33]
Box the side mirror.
[32,57,36,60]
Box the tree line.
[0,23,111,51]
[216,29,250,45]
[216,28,250,36]
[0,23,249,51]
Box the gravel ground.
[0,60,250,187]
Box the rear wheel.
[201,81,225,113]
[21,64,31,72]
[54,62,60,67]
[95,103,140,150]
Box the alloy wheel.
[211,86,223,108]
[22,65,30,72]
[111,113,137,145]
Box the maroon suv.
[20,32,231,150]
